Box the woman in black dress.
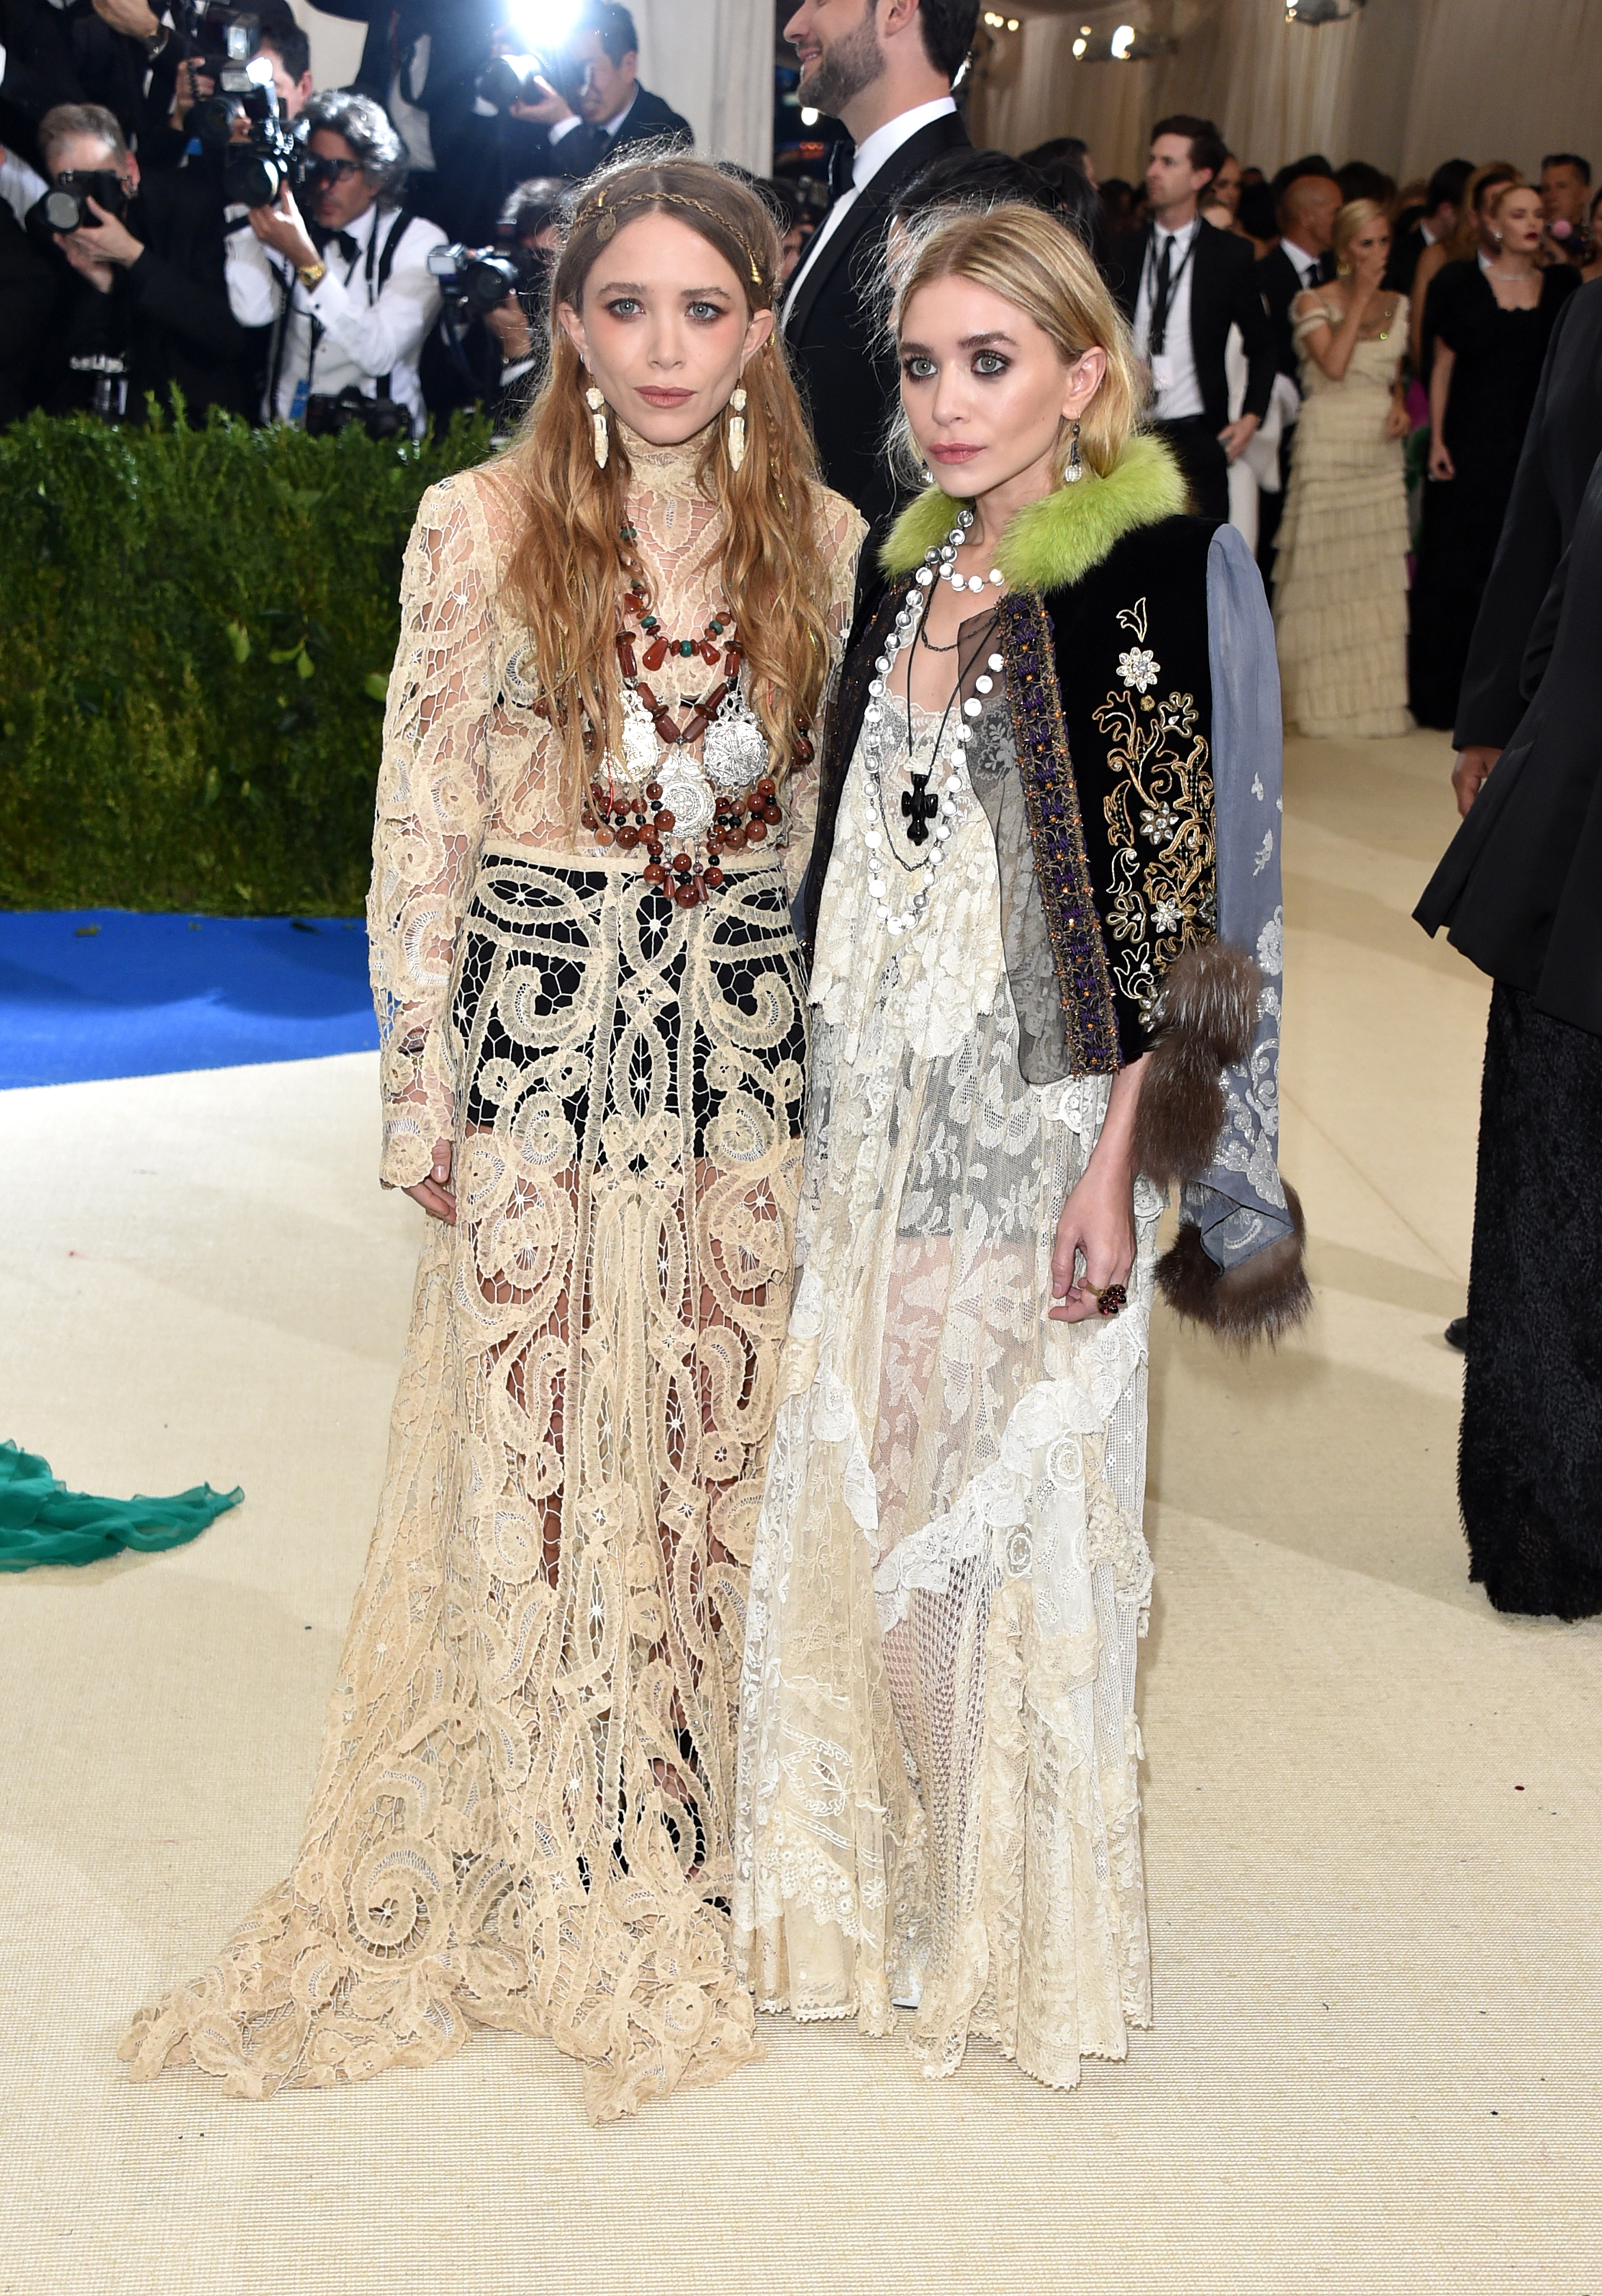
[1408,180,1578,728]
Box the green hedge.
[0,407,494,915]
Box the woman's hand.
[404,1138,456,1224]
[1050,1160,1136,1322]
[1386,397,1411,442]
[1427,432,1454,475]
[1049,1053,1148,1324]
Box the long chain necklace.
[861,504,1007,938]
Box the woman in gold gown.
[120,157,863,2122]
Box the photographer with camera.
[423,172,562,432]
[224,88,445,439]
[167,6,312,149]
[32,96,253,419]
[484,2,689,179]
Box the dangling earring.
[726,383,748,474]
[585,383,609,470]
[1064,419,1083,484]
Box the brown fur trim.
[1133,942,1263,1185]
[1156,1183,1312,1347]
[1153,941,1261,1064]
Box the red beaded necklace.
[579,559,811,909]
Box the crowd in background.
[0,0,1596,744]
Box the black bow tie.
[317,227,358,265]
[826,135,855,201]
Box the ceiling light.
[799,106,818,124]
[1072,32,1087,51]
[1110,21,1135,55]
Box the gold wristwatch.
[295,259,327,290]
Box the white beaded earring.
[727,383,748,474]
[586,383,609,469]
[1064,418,1084,484]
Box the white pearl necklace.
[860,506,1007,938]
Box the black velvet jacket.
[806,508,1219,1071]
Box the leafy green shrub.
[0,406,494,914]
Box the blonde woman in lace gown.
[1274,200,1411,737]
[735,206,1306,2091]
[119,158,863,2122]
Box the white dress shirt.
[1281,236,1326,295]
[226,200,447,437]
[782,93,958,317]
[1132,214,1204,421]
[550,89,639,149]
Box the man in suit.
[1386,157,1471,296]
[1255,169,1339,579]
[501,4,691,184]
[1111,115,1274,526]
[780,0,976,534]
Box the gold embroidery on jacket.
[1095,598,1216,1020]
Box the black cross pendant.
[902,771,939,846]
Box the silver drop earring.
[727,383,748,474]
[1064,419,1083,484]
[586,383,609,469]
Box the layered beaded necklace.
[579,533,811,908]
[862,504,1007,938]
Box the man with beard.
[780,0,975,534]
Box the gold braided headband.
[576,185,767,288]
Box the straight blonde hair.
[498,154,834,825]
[886,202,1144,488]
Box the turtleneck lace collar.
[617,419,716,501]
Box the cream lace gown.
[733,699,1161,2089]
[1274,293,1411,738]
[120,433,863,2121]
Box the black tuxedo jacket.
[783,108,970,534]
[547,85,693,176]
[1110,219,1274,432]
[1258,243,1332,390]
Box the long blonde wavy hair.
[885,201,1145,490]
[499,154,833,821]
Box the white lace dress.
[734,698,1160,2089]
[119,433,864,2122]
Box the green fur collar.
[880,432,1187,594]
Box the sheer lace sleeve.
[368,476,495,1189]
[786,487,866,899]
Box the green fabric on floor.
[0,1441,241,1571]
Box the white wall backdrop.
[970,0,1602,184]
[289,2,773,174]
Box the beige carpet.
[2,729,1597,2296]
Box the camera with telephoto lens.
[28,170,130,236]
[426,240,547,319]
[475,47,580,113]
[303,385,413,442]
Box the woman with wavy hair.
[735,201,1305,2090]
[120,155,864,2120]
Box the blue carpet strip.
[0,910,377,1088]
